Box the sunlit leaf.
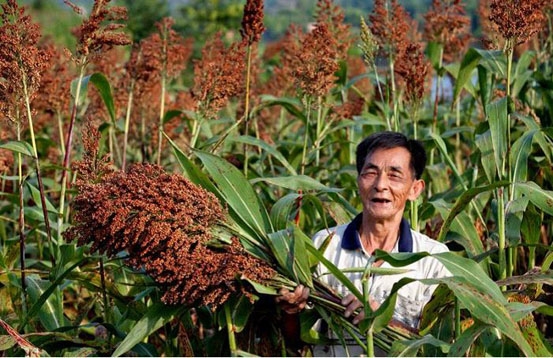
[486,97,508,178]
[389,334,450,357]
[251,175,341,193]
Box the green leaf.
[251,175,341,193]
[306,243,363,301]
[390,334,450,357]
[25,181,58,215]
[436,181,509,244]
[496,270,553,287]
[25,275,65,331]
[511,130,536,187]
[113,303,185,357]
[452,48,482,104]
[515,181,553,215]
[230,135,297,175]
[447,323,489,357]
[194,149,274,235]
[260,95,306,121]
[429,275,534,356]
[90,73,116,123]
[475,128,496,183]
[0,335,16,350]
[0,141,35,158]
[433,252,505,304]
[270,193,300,231]
[267,227,312,287]
[486,97,508,178]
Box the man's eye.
[361,171,377,177]
[389,173,402,179]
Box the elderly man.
[277,131,450,355]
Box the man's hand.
[341,293,380,325]
[275,285,310,314]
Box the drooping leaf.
[25,275,65,331]
[389,334,450,357]
[487,97,509,178]
[436,181,508,245]
[270,193,300,231]
[251,175,342,193]
[267,227,312,287]
[451,48,482,104]
[515,181,553,216]
[475,127,496,183]
[89,73,116,123]
[447,323,489,357]
[0,141,35,158]
[113,303,185,357]
[194,149,274,237]
[25,181,58,215]
[511,130,536,187]
[230,135,297,175]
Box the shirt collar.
[341,213,413,252]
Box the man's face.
[357,147,424,222]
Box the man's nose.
[374,173,389,190]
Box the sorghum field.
[1,0,553,356]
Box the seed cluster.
[65,161,276,309]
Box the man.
[277,131,450,355]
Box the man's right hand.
[275,284,310,314]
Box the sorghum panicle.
[65,0,131,61]
[65,160,275,309]
[395,43,430,104]
[0,0,51,125]
[241,0,265,45]
[294,23,339,97]
[489,0,548,46]
[315,0,352,57]
[192,34,246,119]
[369,0,411,60]
[423,0,472,63]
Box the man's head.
[356,131,427,179]
[355,131,427,222]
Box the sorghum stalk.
[243,44,253,177]
[121,78,135,171]
[59,61,87,248]
[225,304,238,356]
[156,24,168,166]
[21,68,55,266]
[300,96,313,175]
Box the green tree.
[117,0,170,41]
[175,0,245,45]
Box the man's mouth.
[371,198,391,203]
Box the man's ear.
[408,179,425,201]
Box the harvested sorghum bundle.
[65,162,276,309]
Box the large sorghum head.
[65,162,275,309]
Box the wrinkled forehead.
[362,147,414,172]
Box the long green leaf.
[486,98,508,178]
[90,73,116,123]
[25,181,58,215]
[251,175,342,193]
[429,275,534,356]
[270,193,300,230]
[515,181,553,215]
[447,323,489,357]
[267,228,312,287]
[0,141,35,158]
[511,130,536,187]
[436,181,509,243]
[25,275,64,331]
[451,48,482,104]
[113,303,185,357]
[230,135,297,175]
[390,334,450,357]
[475,128,496,183]
[194,149,274,236]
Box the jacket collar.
[341,213,413,252]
